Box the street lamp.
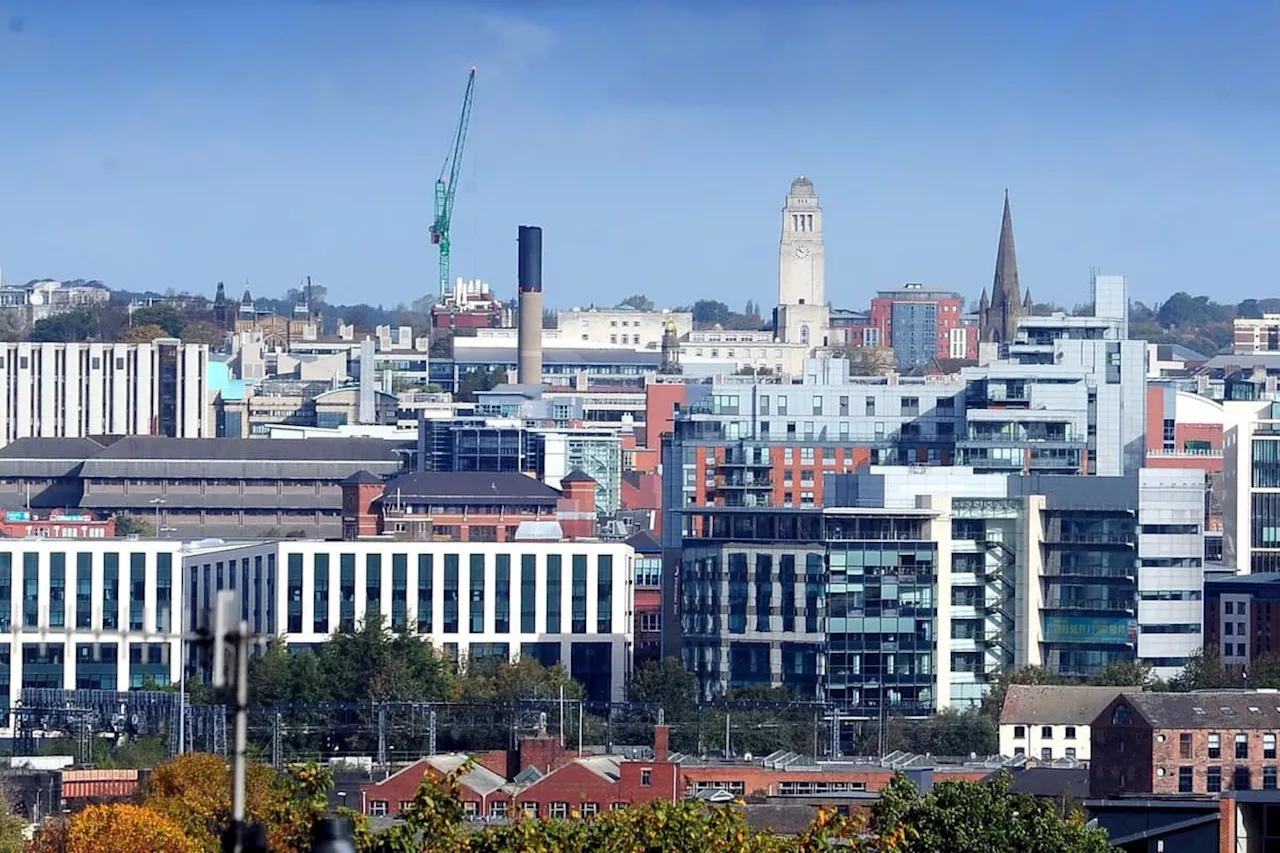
[149,496,165,536]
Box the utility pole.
[211,591,266,853]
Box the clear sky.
[0,0,1275,312]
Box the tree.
[981,665,1069,720]
[113,514,154,536]
[144,754,285,853]
[617,294,655,312]
[123,323,168,343]
[130,304,188,337]
[632,656,698,721]
[30,804,197,853]
[689,299,732,328]
[29,309,96,342]
[843,346,897,376]
[542,308,558,329]
[179,320,228,347]
[0,776,24,853]
[0,309,26,343]
[870,772,1110,853]
[1168,646,1246,692]
[455,367,508,403]
[1089,660,1158,688]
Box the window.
[463,801,478,818]
[1111,705,1132,726]
[1014,747,1025,756]
[550,802,568,819]
[1266,767,1278,790]
[1235,766,1252,791]
[611,803,627,811]
[580,802,599,818]
[370,801,388,816]
[1065,747,1076,759]
[1040,726,1053,739]
[641,768,652,787]
[520,803,537,818]
[1064,726,1076,740]
[1180,732,1193,759]
[1266,733,1276,760]
[1013,725,1026,739]
[398,801,413,815]
[1207,766,1222,792]
[639,612,661,632]
[1237,733,1250,759]
[1178,766,1194,793]
[1041,747,1052,761]
[1209,733,1221,759]
[489,801,507,818]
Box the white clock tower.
[777,176,829,346]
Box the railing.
[1043,598,1136,612]
[1145,448,1223,458]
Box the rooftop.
[1116,691,1280,729]
[1000,685,1125,726]
[380,471,562,505]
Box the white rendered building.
[0,539,189,724]
[184,538,636,702]
[0,340,212,446]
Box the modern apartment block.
[1223,399,1280,574]
[868,283,978,369]
[184,539,635,702]
[667,467,1205,710]
[0,539,188,725]
[0,340,212,446]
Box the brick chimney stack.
[654,724,670,762]
[556,469,598,539]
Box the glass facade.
[103,553,119,631]
[571,555,588,634]
[546,555,562,633]
[469,554,485,633]
[417,554,433,632]
[494,555,510,634]
[22,553,38,629]
[0,554,10,632]
[339,554,356,631]
[288,553,304,633]
[157,553,173,632]
[443,554,459,633]
[365,554,382,623]
[130,553,146,631]
[596,555,612,634]
[49,553,65,629]
[520,555,536,634]
[391,554,408,630]
[76,643,117,690]
[314,554,330,633]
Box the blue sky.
[0,0,1275,312]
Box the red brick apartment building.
[340,470,600,542]
[1091,691,1280,797]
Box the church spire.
[982,190,1024,343]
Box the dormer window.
[1112,704,1132,726]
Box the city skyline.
[0,0,1275,310]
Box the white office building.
[184,539,636,702]
[0,340,212,447]
[0,539,189,726]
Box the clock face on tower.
[794,246,811,260]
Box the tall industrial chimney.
[516,225,544,386]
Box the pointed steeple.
[983,190,1024,343]
[1023,289,1033,312]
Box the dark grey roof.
[342,470,385,486]
[0,437,105,460]
[1112,691,1280,729]
[624,529,661,554]
[1000,685,1124,726]
[80,437,409,480]
[999,767,1090,799]
[560,468,596,485]
[455,347,661,367]
[381,472,561,505]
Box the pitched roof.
[1114,691,1280,729]
[342,470,384,486]
[624,529,661,554]
[380,472,561,504]
[560,468,596,485]
[999,685,1125,726]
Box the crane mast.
[430,67,477,298]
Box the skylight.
[1193,707,1207,715]
[1221,707,1236,716]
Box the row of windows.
[199,551,623,638]
[1189,731,1278,760]
[1010,725,1078,740]
[1176,765,1278,793]
[0,551,173,633]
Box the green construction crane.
[430,67,477,298]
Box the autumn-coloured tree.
[28,804,195,853]
[123,323,168,343]
[178,320,228,347]
[143,753,285,853]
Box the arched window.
[1112,704,1132,726]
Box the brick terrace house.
[360,726,679,819]
[627,529,662,666]
[1091,691,1280,797]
